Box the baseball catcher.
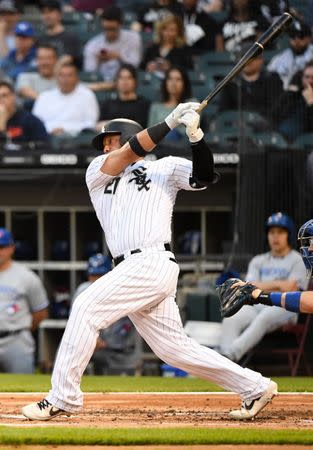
[218,219,313,317]
[217,278,259,318]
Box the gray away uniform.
[0,262,49,373]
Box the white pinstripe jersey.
[86,154,205,258]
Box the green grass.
[1,374,313,393]
[0,427,312,445]
[0,375,312,446]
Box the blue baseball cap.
[0,228,14,246]
[87,253,111,275]
[14,21,34,37]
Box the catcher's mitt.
[216,278,257,318]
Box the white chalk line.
[0,391,313,395]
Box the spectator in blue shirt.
[0,21,36,81]
[0,81,49,145]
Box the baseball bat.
[197,12,293,113]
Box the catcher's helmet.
[87,253,112,275]
[265,212,295,244]
[298,219,313,276]
[92,118,143,151]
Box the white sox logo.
[129,166,151,191]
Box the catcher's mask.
[87,253,112,276]
[298,219,313,277]
[265,212,295,246]
[92,118,143,151]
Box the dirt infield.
[0,392,312,429]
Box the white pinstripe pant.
[47,251,270,413]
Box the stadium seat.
[140,31,154,48]
[210,110,269,133]
[195,51,234,69]
[206,65,232,83]
[204,130,254,147]
[73,130,98,149]
[263,49,279,63]
[95,90,116,103]
[253,131,288,149]
[62,11,91,33]
[188,71,215,101]
[124,11,138,26]
[196,52,234,79]
[62,11,91,25]
[292,133,313,150]
[209,10,229,23]
[74,30,94,47]
[79,71,103,83]
[200,104,219,131]
[137,71,161,101]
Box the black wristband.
[128,135,148,157]
[257,291,272,306]
[147,121,170,144]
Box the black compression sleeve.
[147,121,170,143]
[128,135,148,157]
[191,138,220,185]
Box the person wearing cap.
[218,212,307,363]
[0,228,49,373]
[0,80,49,145]
[32,61,99,136]
[0,21,36,81]
[0,0,21,61]
[72,253,112,301]
[83,6,142,82]
[72,254,139,375]
[38,0,81,67]
[268,19,313,90]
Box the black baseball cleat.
[21,398,71,421]
[229,380,278,420]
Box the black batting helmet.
[92,118,143,151]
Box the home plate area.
[0,392,312,429]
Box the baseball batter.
[22,102,277,421]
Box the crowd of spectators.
[0,0,311,148]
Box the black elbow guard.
[191,138,220,185]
